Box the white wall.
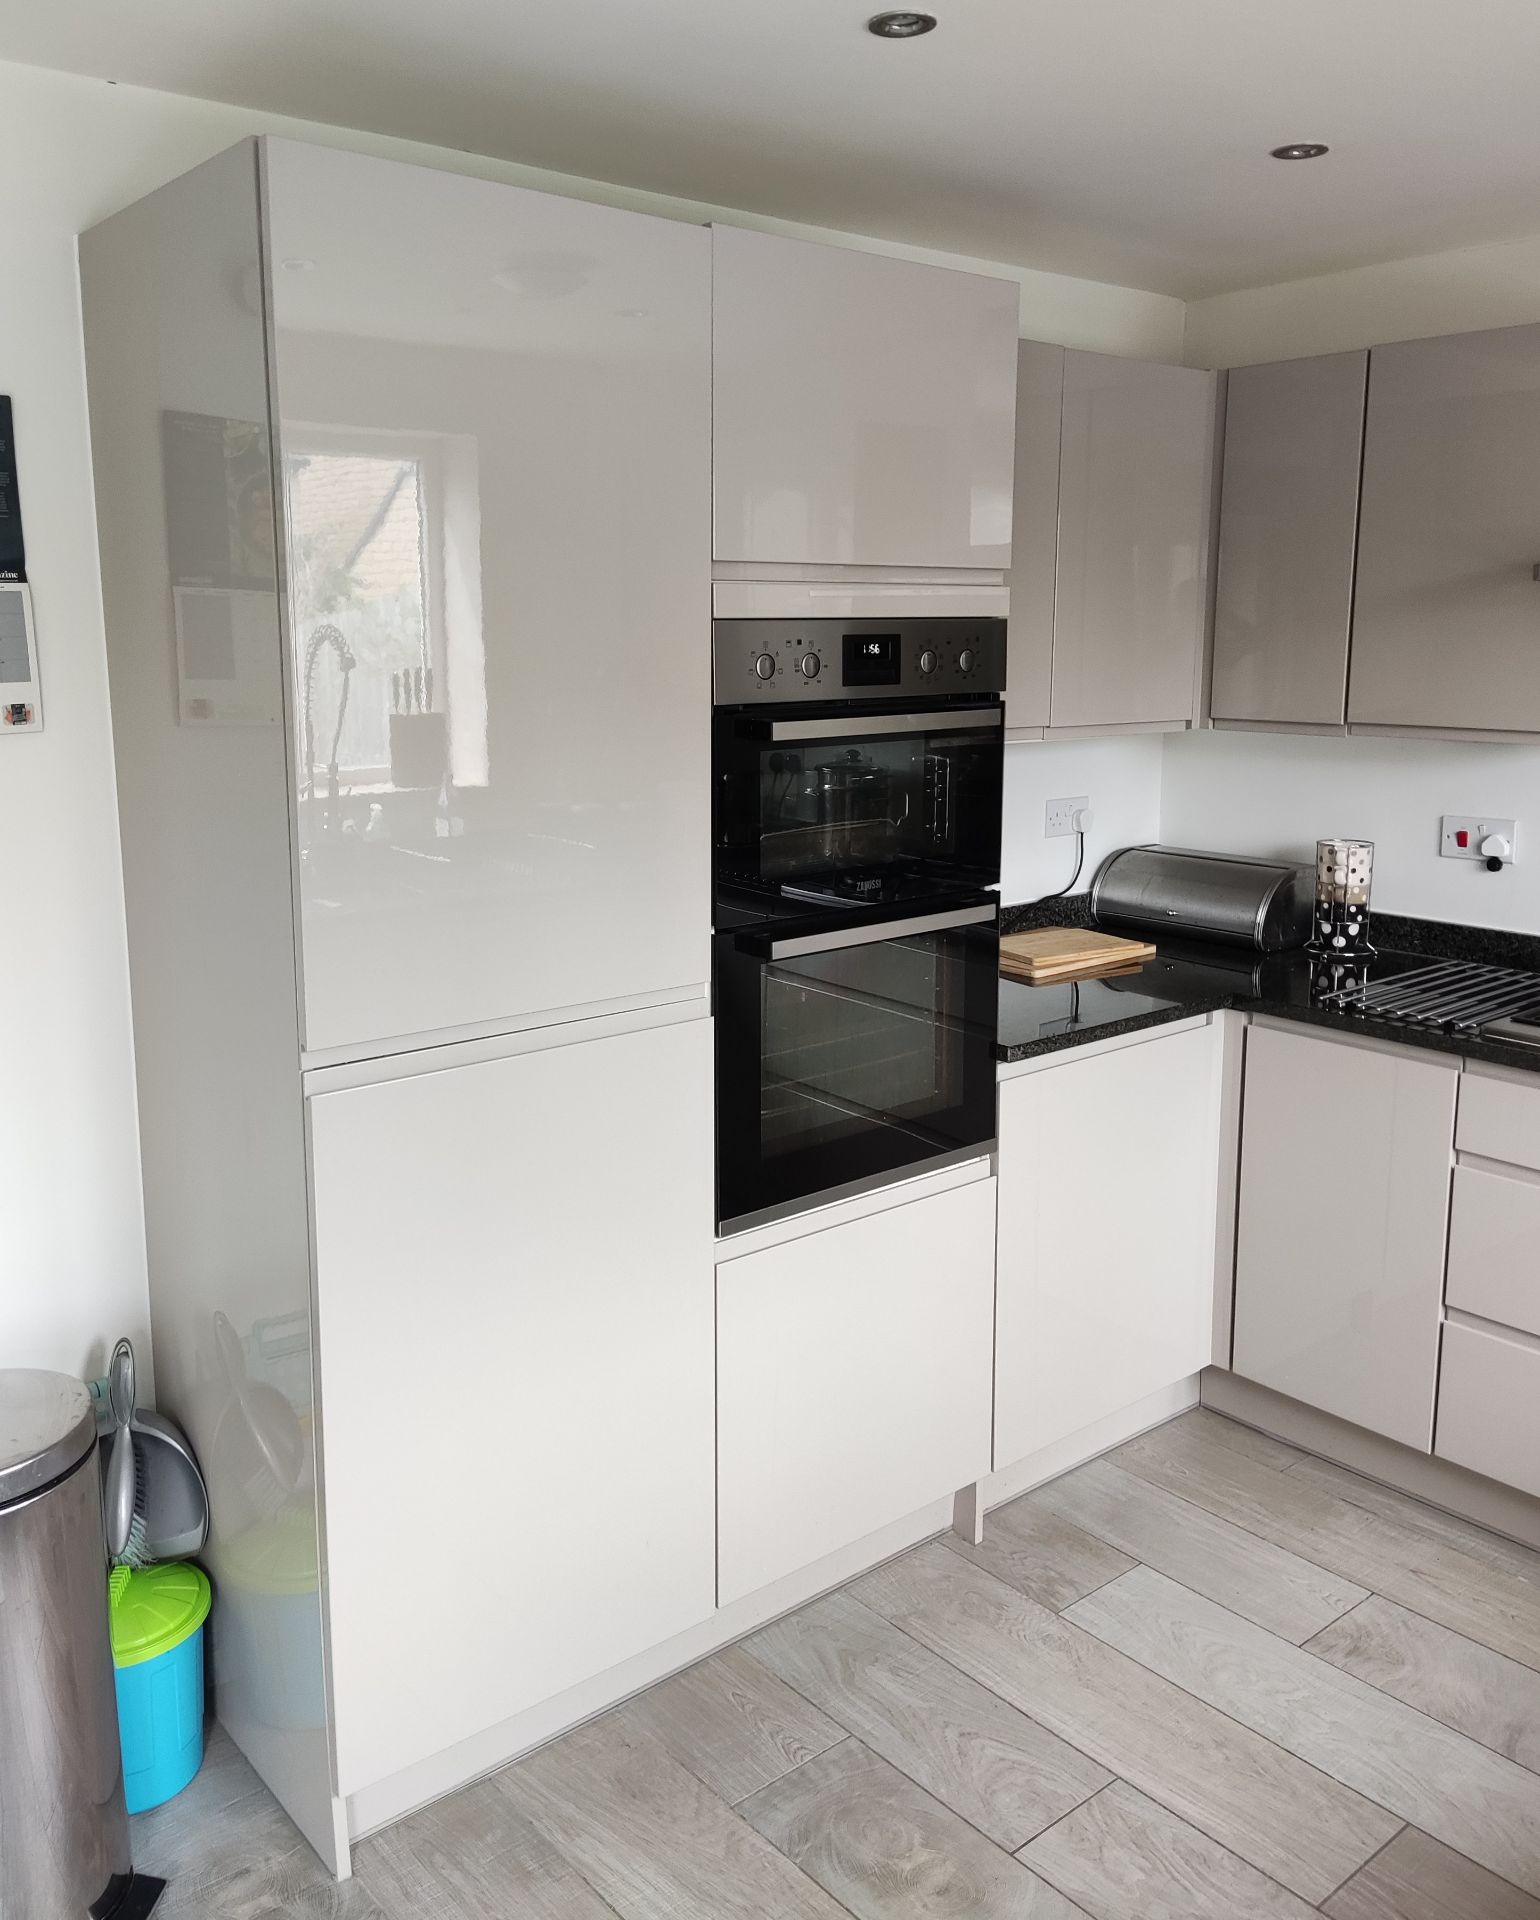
[1163,731,1540,934]
[1184,232,1540,369]
[1002,736,1163,906]
[0,54,1183,1382]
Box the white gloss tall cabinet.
[79,139,714,1875]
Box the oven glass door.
[715,902,999,1232]
[714,705,1003,904]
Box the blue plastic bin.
[109,1562,212,1814]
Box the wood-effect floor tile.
[1029,1456,1368,1641]
[1018,1777,1321,1920]
[1322,1825,1540,1920]
[618,1644,845,1804]
[944,1499,1136,1613]
[848,1540,1398,1903]
[1068,1564,1540,1899]
[1287,1453,1540,1587]
[739,1737,1090,1919]
[1112,1415,1540,1670]
[1180,1407,1307,1470]
[358,1774,619,1920]
[748,1589,1111,1848]
[1307,1593,1540,1774]
[492,1708,847,1920]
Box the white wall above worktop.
[1162,730,1540,934]
[1001,735,1164,906]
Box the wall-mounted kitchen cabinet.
[1350,323,1540,734]
[995,1023,1222,1467]
[1210,352,1366,728]
[711,226,1019,571]
[1006,346,1218,733]
[1231,1022,1456,1451]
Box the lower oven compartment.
[714,901,999,1233]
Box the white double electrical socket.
[1440,815,1518,863]
[1045,794,1089,838]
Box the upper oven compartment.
[713,616,1006,707]
[713,702,1004,903]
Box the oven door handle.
[760,709,1002,743]
[739,902,997,961]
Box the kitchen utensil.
[103,1340,151,1569]
[1000,927,1156,984]
[135,1410,210,1561]
[1309,837,1376,956]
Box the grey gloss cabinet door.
[1005,339,1062,729]
[1049,351,1217,728]
[1350,323,1540,732]
[1211,353,1366,726]
[1231,1024,1456,1451]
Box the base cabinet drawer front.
[1457,1071,1540,1173]
[1446,1165,1540,1339]
[310,1019,716,1795]
[995,1024,1221,1469]
[1232,1025,1455,1452]
[716,1177,996,1606]
[1437,1322,1540,1499]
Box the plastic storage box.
[110,1562,212,1814]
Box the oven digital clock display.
[842,632,902,687]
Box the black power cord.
[1029,827,1086,907]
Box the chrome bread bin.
[1089,845,1313,952]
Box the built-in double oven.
[713,616,1006,1232]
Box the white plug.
[1071,805,1095,836]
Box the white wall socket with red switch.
[1440,814,1517,864]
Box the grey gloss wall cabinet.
[1231,1023,1457,1451]
[1350,324,1540,733]
[1210,352,1367,727]
[1007,346,1218,731]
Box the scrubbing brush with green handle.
[104,1338,152,1570]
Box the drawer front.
[1446,1166,1540,1339]
[1436,1322,1540,1499]
[1457,1072,1540,1172]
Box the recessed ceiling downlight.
[1270,143,1329,160]
[867,11,937,37]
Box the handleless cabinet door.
[1211,352,1366,726]
[716,1175,996,1605]
[1350,323,1540,732]
[309,1015,715,1795]
[264,141,710,1055]
[995,1023,1222,1468]
[1049,352,1217,728]
[1232,1025,1456,1450]
[1005,339,1062,729]
[711,226,1019,569]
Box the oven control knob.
[798,653,821,680]
[957,647,976,674]
[753,653,777,681]
[918,648,939,675]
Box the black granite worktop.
[996,897,1540,1074]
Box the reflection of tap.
[301,622,356,805]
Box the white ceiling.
[10,0,1540,298]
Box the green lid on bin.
[109,1562,211,1668]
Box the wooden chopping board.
[1000,926,1157,985]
